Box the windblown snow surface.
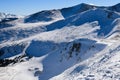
[0,3,120,80]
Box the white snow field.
[0,3,120,80]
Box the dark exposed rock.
[107,12,113,19]
[71,43,81,52]
[0,54,27,67]
[34,70,42,76]
[0,59,13,67]
[69,43,81,58]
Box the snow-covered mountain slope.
[0,8,119,43]
[0,12,23,22]
[60,3,96,18]
[24,10,64,23]
[0,3,120,80]
[24,3,96,23]
[52,41,120,80]
[0,12,18,20]
[0,12,24,29]
[108,3,120,12]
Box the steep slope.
[60,3,96,18]
[51,40,120,80]
[24,3,96,23]
[1,8,119,43]
[108,3,120,12]
[45,8,120,37]
[24,10,64,23]
[0,22,99,59]
[107,18,120,39]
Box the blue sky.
[0,0,120,15]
